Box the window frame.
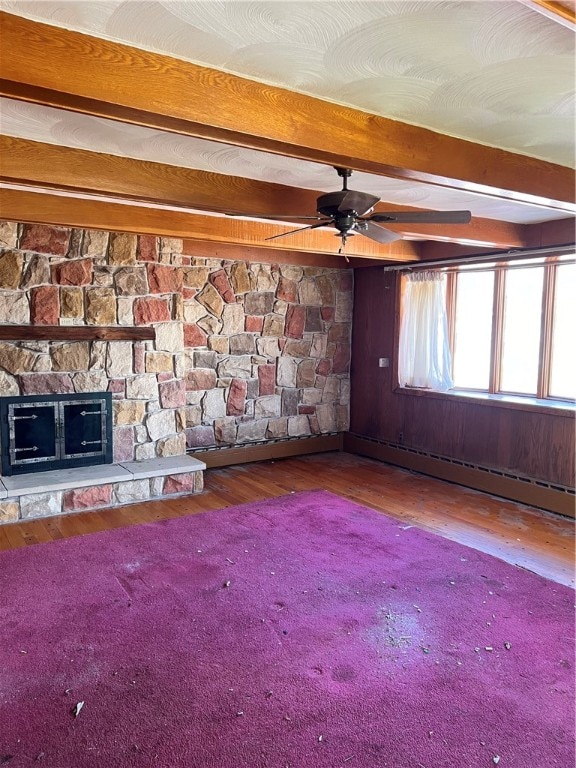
[396,253,575,412]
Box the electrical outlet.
[378,358,390,368]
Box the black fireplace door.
[0,392,112,476]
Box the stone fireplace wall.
[0,221,352,470]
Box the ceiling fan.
[227,167,471,254]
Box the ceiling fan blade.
[265,220,331,241]
[369,210,472,224]
[361,221,402,244]
[225,212,321,221]
[337,190,380,216]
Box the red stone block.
[209,269,235,303]
[183,288,197,300]
[160,379,186,408]
[134,342,145,374]
[186,369,217,391]
[157,372,173,382]
[332,343,351,374]
[184,323,208,348]
[316,359,332,376]
[63,484,113,511]
[258,364,276,396]
[20,224,70,256]
[19,373,74,395]
[321,306,335,322]
[284,304,306,339]
[163,473,195,495]
[133,297,171,325]
[113,426,134,462]
[30,285,60,325]
[108,379,126,396]
[276,276,298,303]
[227,378,247,416]
[245,315,264,332]
[147,263,183,294]
[51,258,92,286]
[137,235,158,262]
[298,405,316,415]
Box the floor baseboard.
[190,433,343,468]
[344,433,575,519]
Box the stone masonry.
[0,222,352,465]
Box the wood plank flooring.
[1,452,573,587]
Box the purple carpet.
[1,490,573,768]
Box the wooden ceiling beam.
[0,136,527,248]
[1,12,574,213]
[519,0,576,29]
[0,187,421,263]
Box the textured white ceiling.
[0,0,574,227]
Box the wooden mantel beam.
[0,12,574,213]
[0,136,526,249]
[0,187,422,263]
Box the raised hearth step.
[0,455,206,498]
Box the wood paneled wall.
[350,268,575,488]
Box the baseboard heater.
[188,433,343,469]
[344,433,574,519]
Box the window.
[400,253,575,404]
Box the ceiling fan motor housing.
[317,191,353,217]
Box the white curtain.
[398,271,453,390]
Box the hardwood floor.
[0,452,573,587]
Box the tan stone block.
[262,314,285,337]
[114,399,146,426]
[51,342,90,372]
[156,432,186,457]
[279,264,303,282]
[126,374,159,400]
[288,415,311,437]
[0,500,20,523]
[82,229,109,258]
[198,314,223,336]
[60,287,84,318]
[20,492,63,519]
[72,370,108,392]
[254,264,277,291]
[117,297,134,326]
[0,221,18,249]
[108,232,137,265]
[154,322,184,353]
[230,261,253,294]
[0,342,37,375]
[21,254,50,289]
[197,282,224,318]
[0,251,24,289]
[92,266,114,287]
[146,351,174,373]
[182,266,210,289]
[106,341,133,377]
[266,417,288,439]
[298,278,323,306]
[209,335,229,354]
[0,370,19,395]
[86,288,116,325]
[114,267,149,295]
[0,294,29,324]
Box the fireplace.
[0,392,112,476]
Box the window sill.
[394,387,575,417]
